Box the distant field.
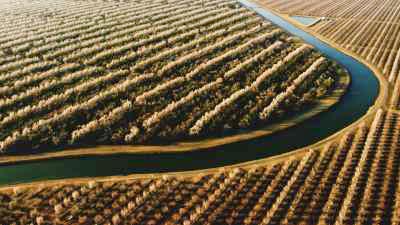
[261,0,400,84]
[0,0,344,153]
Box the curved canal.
[0,0,379,186]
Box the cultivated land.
[0,0,345,155]
[2,110,399,224]
[1,110,399,225]
[2,0,400,224]
[261,0,400,84]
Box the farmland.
[3,0,400,224]
[0,0,346,154]
[1,109,400,224]
[260,0,400,85]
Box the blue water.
[291,16,319,26]
[0,1,379,186]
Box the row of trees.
[3,112,400,224]
[0,0,342,152]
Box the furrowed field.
[0,0,344,153]
[260,0,400,84]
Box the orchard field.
[1,110,400,225]
[2,0,400,224]
[261,0,400,85]
[0,0,344,153]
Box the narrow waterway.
[290,15,319,26]
[0,0,379,186]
